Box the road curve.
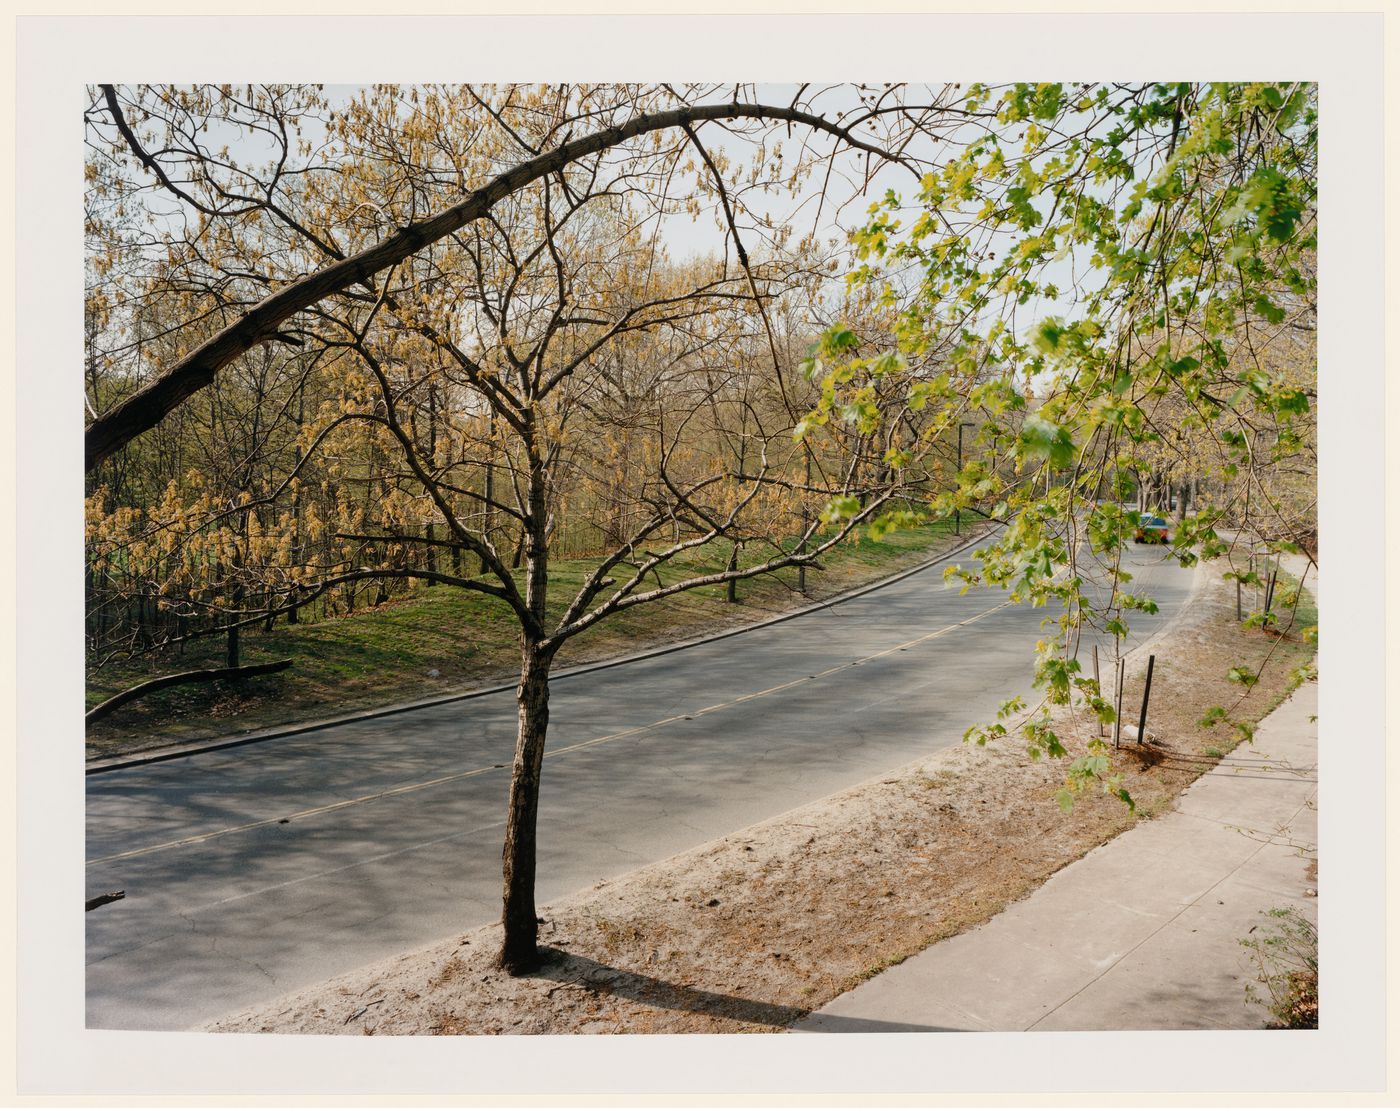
[86,542,1196,1029]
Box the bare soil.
[207,555,1315,1036]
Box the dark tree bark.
[287,385,306,623]
[480,413,495,576]
[498,450,555,973]
[497,639,554,973]
[425,385,438,584]
[228,535,244,668]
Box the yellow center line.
[89,596,1015,868]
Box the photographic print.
[11,8,1388,1099]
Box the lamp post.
[798,451,811,595]
[955,421,974,536]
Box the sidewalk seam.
[1022,790,1318,1031]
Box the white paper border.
[11,8,1388,1098]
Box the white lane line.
[182,819,507,915]
[89,595,1015,867]
[89,762,507,866]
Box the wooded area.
[85,82,1316,970]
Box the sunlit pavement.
[86,542,1196,1030]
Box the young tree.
[810,81,1317,801]
[85,82,957,970]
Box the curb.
[87,525,998,775]
[1124,544,1210,661]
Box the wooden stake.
[1136,654,1156,744]
[1092,644,1103,737]
[1112,658,1125,749]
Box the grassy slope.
[87,522,972,757]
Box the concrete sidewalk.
[795,679,1318,1033]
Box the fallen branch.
[85,891,126,911]
[85,659,293,725]
[345,999,385,1024]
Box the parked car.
[1133,513,1171,544]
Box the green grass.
[1192,567,1317,760]
[86,521,969,757]
[1253,567,1319,711]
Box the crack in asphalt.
[669,816,709,838]
[87,902,197,968]
[607,842,646,862]
[85,927,180,968]
[211,935,278,985]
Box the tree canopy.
[806,81,1316,799]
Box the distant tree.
[82,83,963,470]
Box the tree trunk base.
[496,942,543,976]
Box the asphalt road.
[86,540,1196,1030]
